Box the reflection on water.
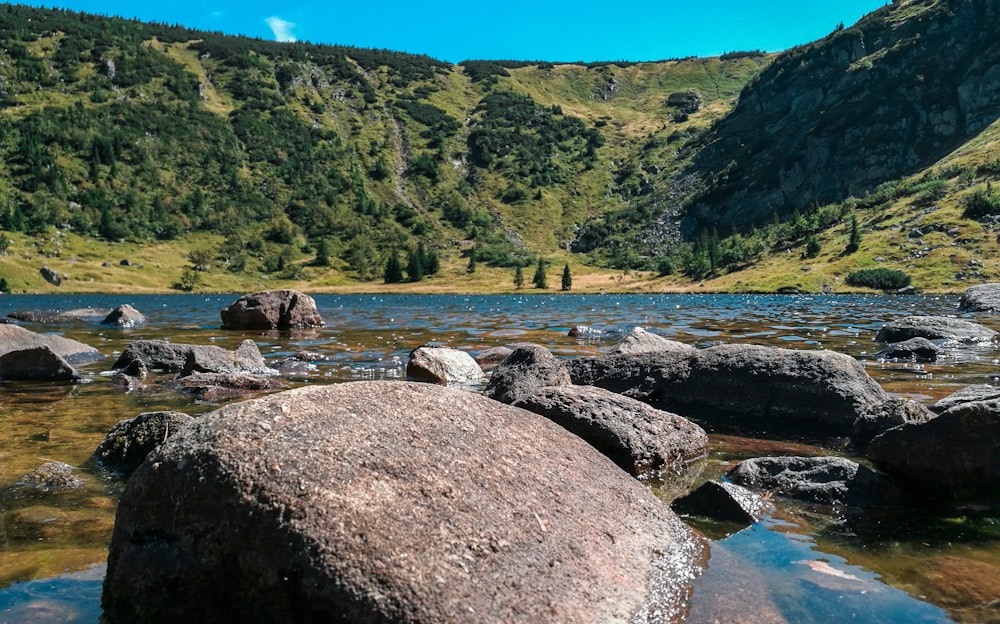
[0,293,997,622]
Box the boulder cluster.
[17,285,1000,623]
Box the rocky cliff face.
[681,0,1000,234]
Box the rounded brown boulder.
[103,381,706,624]
[220,290,325,330]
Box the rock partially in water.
[727,456,907,507]
[852,397,936,448]
[512,384,708,476]
[167,372,287,401]
[875,337,942,361]
[18,461,85,492]
[0,345,79,381]
[875,315,998,344]
[931,384,1000,413]
[474,345,513,370]
[114,339,272,377]
[0,323,100,364]
[868,399,1000,502]
[101,304,146,328]
[103,381,707,624]
[112,340,193,373]
[483,343,571,404]
[671,480,772,527]
[94,411,194,476]
[220,289,325,330]
[7,308,108,323]
[406,345,485,386]
[607,327,695,356]
[958,283,1000,313]
[568,344,890,440]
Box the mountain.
[0,0,998,293]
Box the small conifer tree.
[313,238,331,267]
[846,214,862,254]
[532,258,548,289]
[466,247,477,274]
[561,264,572,291]
[384,251,404,283]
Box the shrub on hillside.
[845,268,911,291]
[961,184,1000,219]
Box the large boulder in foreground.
[868,399,1000,502]
[567,344,891,439]
[874,315,998,344]
[0,323,99,364]
[512,384,708,476]
[959,283,1000,313]
[220,290,325,330]
[483,343,571,404]
[406,345,485,386]
[103,382,706,624]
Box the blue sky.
[12,1,890,63]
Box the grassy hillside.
[0,0,998,294]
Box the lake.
[0,293,997,623]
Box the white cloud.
[265,16,297,43]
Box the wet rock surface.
[7,308,108,323]
[220,289,325,330]
[94,411,194,476]
[166,372,287,401]
[875,315,998,344]
[727,456,907,507]
[0,345,79,381]
[101,304,146,328]
[483,343,572,404]
[875,336,942,361]
[567,344,890,440]
[406,345,485,385]
[512,384,708,476]
[103,381,707,624]
[671,480,771,527]
[17,461,85,492]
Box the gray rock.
[483,343,572,404]
[727,456,906,507]
[167,372,288,402]
[7,308,108,323]
[512,384,708,476]
[874,315,998,344]
[671,480,771,527]
[868,399,1000,502]
[568,344,890,439]
[852,397,936,448]
[101,304,146,328]
[220,290,325,330]
[0,323,100,364]
[39,267,61,286]
[931,384,1000,413]
[112,340,192,373]
[0,345,79,381]
[103,381,707,624]
[406,345,485,385]
[18,461,84,491]
[875,336,941,361]
[959,283,1000,313]
[607,327,695,356]
[94,411,194,476]
[114,339,272,377]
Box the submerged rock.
[483,343,571,404]
[607,327,695,356]
[875,337,941,361]
[220,290,325,330]
[167,372,287,401]
[94,411,194,476]
[568,344,890,440]
[103,381,707,624]
[512,384,708,476]
[18,461,84,491]
[671,480,772,527]
[7,308,107,323]
[406,345,485,386]
[874,315,998,344]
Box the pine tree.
[425,249,440,275]
[407,244,425,281]
[845,214,861,254]
[384,250,404,283]
[313,238,330,267]
[466,246,477,274]
[532,258,548,289]
[561,264,572,291]
[514,264,524,289]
